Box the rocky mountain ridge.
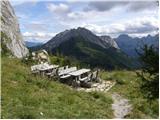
[116,34,159,57]
[36,27,135,70]
[43,27,118,51]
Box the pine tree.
[137,45,159,101]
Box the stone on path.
[76,81,116,92]
[112,93,132,119]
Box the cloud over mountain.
[11,0,158,42]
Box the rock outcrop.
[99,35,120,49]
[1,0,28,58]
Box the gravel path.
[112,93,132,119]
[76,81,116,92]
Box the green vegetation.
[100,70,159,119]
[137,45,159,101]
[50,55,71,66]
[2,56,159,119]
[1,16,5,23]
[1,31,11,43]
[49,36,135,70]
[1,41,158,119]
[50,55,85,69]
[1,56,113,119]
[1,31,12,56]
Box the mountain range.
[29,27,158,69]
[30,27,135,69]
[43,27,117,50]
[116,34,159,57]
[25,41,44,47]
[1,0,158,70]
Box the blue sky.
[10,0,159,42]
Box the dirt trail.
[112,93,132,119]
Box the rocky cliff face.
[1,0,28,58]
[99,36,119,49]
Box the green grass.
[100,70,159,119]
[2,56,158,119]
[1,57,113,119]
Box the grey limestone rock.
[1,0,28,58]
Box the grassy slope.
[1,57,113,119]
[100,70,159,119]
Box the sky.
[10,0,159,43]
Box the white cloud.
[13,0,158,41]
[23,32,57,42]
[10,0,38,6]
[47,3,70,14]
[82,16,158,37]
[23,23,48,32]
[44,1,158,38]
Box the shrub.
[115,78,125,85]
[21,51,37,65]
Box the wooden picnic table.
[79,77,88,82]
[60,74,71,79]
[69,69,90,76]
[68,69,91,81]
[38,65,59,76]
[58,67,77,76]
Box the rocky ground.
[112,93,132,119]
[76,81,116,92]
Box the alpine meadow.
[1,0,159,119]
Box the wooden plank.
[69,69,90,76]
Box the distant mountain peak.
[77,27,85,30]
[116,34,158,57]
[118,34,129,39]
[36,27,134,69]
[43,27,116,50]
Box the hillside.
[38,28,135,70]
[50,36,134,69]
[43,27,112,50]
[1,56,113,119]
[1,0,158,119]
[2,56,158,118]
